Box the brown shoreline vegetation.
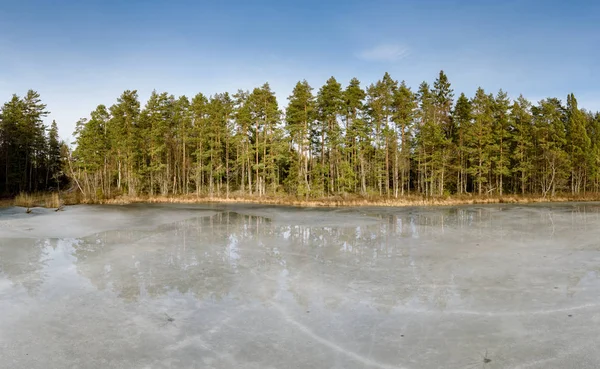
[10,192,62,208]
[8,191,600,209]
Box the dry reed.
[13,192,62,208]
[8,191,600,209]
[98,193,600,208]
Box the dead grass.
[9,191,600,209]
[0,198,13,207]
[97,192,600,208]
[13,192,62,208]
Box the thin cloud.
[357,44,410,62]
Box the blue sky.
[1,0,599,141]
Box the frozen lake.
[1,203,600,368]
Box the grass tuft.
[14,192,35,208]
[13,192,62,208]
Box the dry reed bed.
[98,194,600,208]
[7,192,600,209]
[13,192,62,208]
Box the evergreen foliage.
[0,91,67,194]
[4,72,600,199]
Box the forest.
[0,90,64,196]
[2,71,600,201]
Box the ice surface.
[1,203,600,368]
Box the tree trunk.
[256,118,260,196]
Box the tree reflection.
[62,205,600,315]
[0,238,50,294]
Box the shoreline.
[43,194,600,207]
[7,193,600,209]
[100,195,600,207]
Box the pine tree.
[343,78,367,195]
[566,93,591,194]
[532,98,568,197]
[22,90,49,192]
[392,81,416,196]
[466,88,494,195]
[72,105,110,198]
[108,90,141,195]
[510,96,534,195]
[248,83,280,196]
[204,93,232,195]
[492,89,511,195]
[140,91,170,195]
[0,91,52,194]
[415,82,436,195]
[431,71,454,195]
[46,121,62,189]
[452,93,471,194]
[175,96,192,195]
[191,93,209,195]
[587,113,600,191]
[232,90,252,195]
[0,95,24,193]
[285,81,315,196]
[366,73,397,196]
[316,77,344,194]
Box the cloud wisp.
[356,44,410,62]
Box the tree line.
[3,71,600,199]
[0,90,65,195]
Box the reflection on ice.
[1,204,600,368]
